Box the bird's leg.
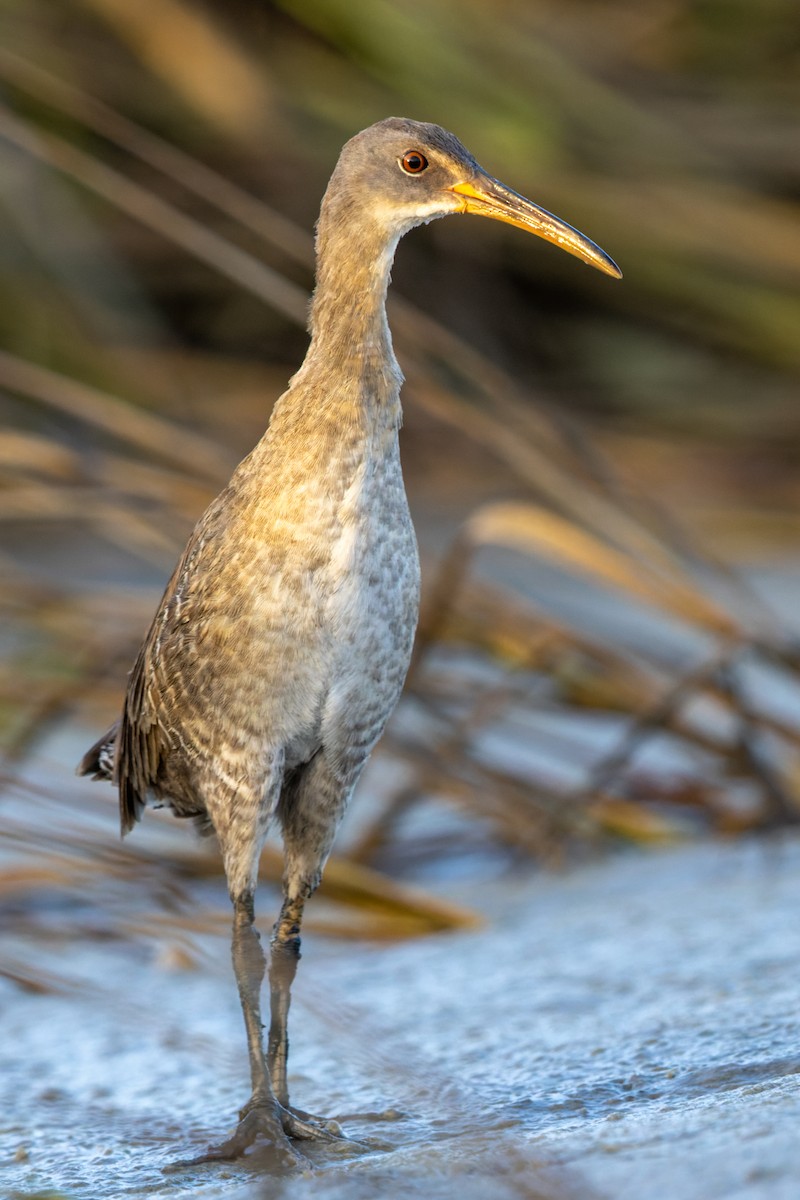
[186,894,303,1166]
[267,887,345,1142]
[232,893,274,1114]
[268,749,385,1145]
[267,893,304,1108]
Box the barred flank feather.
[77,716,146,836]
[77,722,118,782]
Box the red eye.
[400,151,428,174]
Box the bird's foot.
[167,1104,307,1171]
[278,1102,345,1142]
[239,1091,352,1146]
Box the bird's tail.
[77,722,119,782]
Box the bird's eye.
[400,151,428,175]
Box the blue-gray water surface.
[4,734,800,1200]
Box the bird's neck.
[300,207,404,412]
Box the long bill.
[449,178,622,279]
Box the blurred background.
[2,0,800,946]
[4,2,800,1193]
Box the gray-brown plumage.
[79,117,620,1166]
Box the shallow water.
[4,748,800,1200]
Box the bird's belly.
[317,500,420,754]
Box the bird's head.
[321,117,621,279]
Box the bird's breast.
[326,440,419,614]
[161,425,420,775]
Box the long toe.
[279,1103,344,1142]
[173,1107,307,1170]
[279,1103,391,1154]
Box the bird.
[79,117,621,1167]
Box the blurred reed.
[1,0,800,964]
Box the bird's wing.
[115,531,206,836]
[112,477,249,836]
[116,638,165,835]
